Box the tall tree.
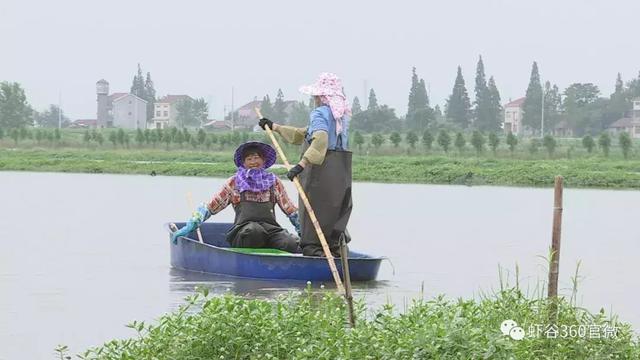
[543,81,562,132]
[408,66,420,114]
[175,99,194,128]
[582,135,595,154]
[470,130,485,155]
[34,105,70,128]
[0,82,33,128]
[351,104,399,133]
[130,64,155,123]
[445,66,471,128]
[487,76,503,132]
[454,132,466,153]
[367,88,378,110]
[434,105,444,123]
[175,98,208,127]
[406,67,432,131]
[474,56,492,131]
[353,131,364,150]
[192,98,209,127]
[371,133,385,149]
[562,83,602,134]
[289,101,310,127]
[406,131,418,149]
[389,132,401,147]
[273,89,287,123]
[418,79,429,108]
[407,67,428,113]
[130,63,145,98]
[625,71,640,101]
[260,95,274,119]
[609,73,628,120]
[437,130,451,153]
[522,61,543,133]
[599,132,611,157]
[619,131,632,159]
[144,72,156,122]
[351,96,362,115]
[422,129,434,150]
[506,132,518,154]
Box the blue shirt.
[305,105,349,150]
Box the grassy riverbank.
[66,287,639,359]
[3,148,640,188]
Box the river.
[0,171,638,359]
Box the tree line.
[349,58,640,137]
[3,59,640,137]
[0,127,268,151]
[350,129,635,159]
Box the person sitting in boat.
[170,141,302,253]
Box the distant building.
[503,97,525,135]
[203,119,232,131]
[111,94,147,129]
[96,79,110,128]
[70,119,97,129]
[608,118,640,138]
[607,98,640,138]
[96,79,147,129]
[151,95,193,129]
[233,100,263,129]
[232,99,303,129]
[553,120,574,138]
[283,100,305,124]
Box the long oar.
[339,234,356,327]
[254,108,344,293]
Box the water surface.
[1,172,638,359]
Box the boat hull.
[169,222,383,281]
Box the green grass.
[65,286,639,359]
[3,148,640,189]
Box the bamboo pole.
[187,192,205,244]
[339,235,356,327]
[254,108,344,293]
[547,176,563,321]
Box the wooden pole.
[339,235,356,327]
[547,176,563,321]
[187,192,205,244]
[254,108,345,293]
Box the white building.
[503,97,525,135]
[111,94,147,129]
[96,79,147,129]
[151,95,192,129]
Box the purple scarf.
[234,167,277,193]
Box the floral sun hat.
[299,72,351,134]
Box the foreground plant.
[74,286,639,359]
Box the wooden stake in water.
[548,176,563,321]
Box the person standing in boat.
[258,72,352,257]
[170,141,301,253]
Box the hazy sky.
[1,0,639,120]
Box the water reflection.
[168,268,392,303]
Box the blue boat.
[168,222,384,281]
